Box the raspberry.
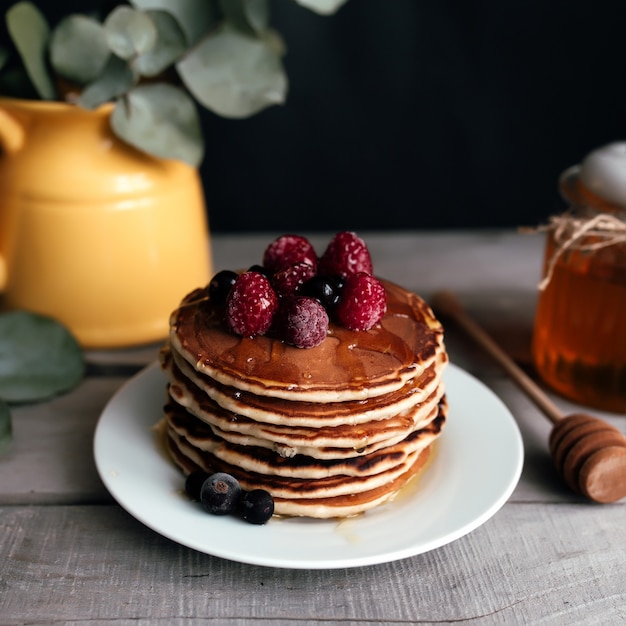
[262,235,317,273]
[275,296,329,348]
[226,272,278,336]
[271,262,317,297]
[318,231,373,278]
[335,273,387,331]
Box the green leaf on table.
[176,23,287,118]
[110,83,204,166]
[50,15,110,85]
[78,55,137,109]
[133,10,187,77]
[129,0,220,46]
[0,399,12,456]
[0,311,85,404]
[104,6,158,60]
[6,1,56,99]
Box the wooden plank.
[0,377,126,504]
[0,503,624,624]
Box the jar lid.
[560,142,626,213]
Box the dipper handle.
[431,290,626,503]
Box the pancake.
[161,273,448,519]
[165,345,446,427]
[170,280,444,402]
[165,403,446,518]
[167,431,434,518]
[166,399,445,478]
[163,353,444,458]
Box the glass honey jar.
[532,143,626,413]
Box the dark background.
[5,0,626,232]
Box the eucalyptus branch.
[1,0,349,165]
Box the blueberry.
[301,275,342,309]
[185,469,211,501]
[200,472,243,515]
[240,489,274,524]
[247,264,272,277]
[208,270,238,305]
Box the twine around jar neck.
[533,210,626,290]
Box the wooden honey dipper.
[431,291,626,504]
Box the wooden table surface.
[1,231,625,625]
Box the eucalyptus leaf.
[0,311,85,404]
[264,29,287,57]
[79,55,137,109]
[104,6,158,60]
[220,0,269,36]
[50,15,110,84]
[0,399,12,456]
[129,0,220,46]
[111,83,203,166]
[293,0,349,14]
[133,10,187,77]
[177,23,287,118]
[6,1,56,99]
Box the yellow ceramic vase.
[0,98,212,348]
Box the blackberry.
[184,469,211,501]
[240,489,274,524]
[247,264,272,277]
[301,275,343,309]
[200,472,243,515]
[208,270,238,305]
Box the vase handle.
[0,106,25,154]
[0,106,25,290]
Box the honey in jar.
[532,143,626,413]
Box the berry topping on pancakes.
[318,231,373,278]
[215,232,386,347]
[226,272,278,337]
[271,262,317,297]
[275,296,329,348]
[262,234,317,273]
[336,272,387,331]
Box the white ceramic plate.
[94,362,523,569]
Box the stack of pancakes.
[162,280,448,518]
